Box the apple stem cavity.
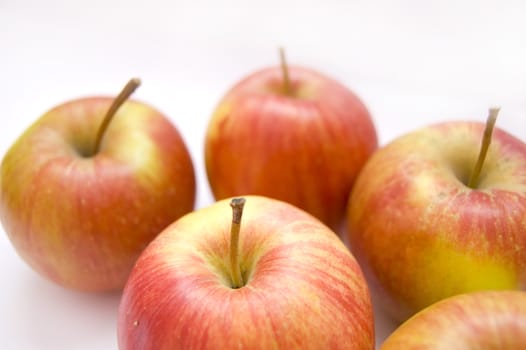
[279,47,292,96]
[467,107,500,189]
[92,78,142,155]
[229,197,246,289]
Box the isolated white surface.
[1,1,525,349]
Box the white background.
[1,0,525,349]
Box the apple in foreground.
[118,196,374,350]
[347,108,526,321]
[381,290,526,349]
[0,78,196,292]
[205,50,377,232]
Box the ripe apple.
[205,50,377,232]
[347,108,526,322]
[118,195,374,350]
[381,290,526,349]
[0,78,196,292]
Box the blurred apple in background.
[205,49,377,233]
[0,78,196,292]
[118,196,374,350]
[347,108,526,322]
[381,290,526,349]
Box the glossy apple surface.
[0,96,196,291]
[118,196,374,349]
[347,121,526,321]
[381,290,526,349]
[205,65,377,232]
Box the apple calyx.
[229,197,246,289]
[279,47,293,96]
[91,78,141,156]
[467,107,500,189]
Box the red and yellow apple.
[381,290,526,349]
[347,110,526,321]
[205,51,377,232]
[0,79,196,292]
[118,196,374,349]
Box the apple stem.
[229,197,246,289]
[92,78,141,155]
[279,47,292,96]
[467,107,500,189]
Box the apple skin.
[381,290,526,349]
[0,97,196,292]
[205,66,377,232]
[118,195,374,350]
[347,121,526,322]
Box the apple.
[205,49,377,232]
[347,108,526,322]
[0,78,196,292]
[381,290,526,349]
[118,195,374,349]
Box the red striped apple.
[347,108,526,321]
[205,50,377,232]
[118,196,374,350]
[0,79,196,292]
[381,291,526,349]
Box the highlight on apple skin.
[347,118,526,322]
[118,195,374,350]
[205,59,378,233]
[381,290,526,350]
[0,80,196,292]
